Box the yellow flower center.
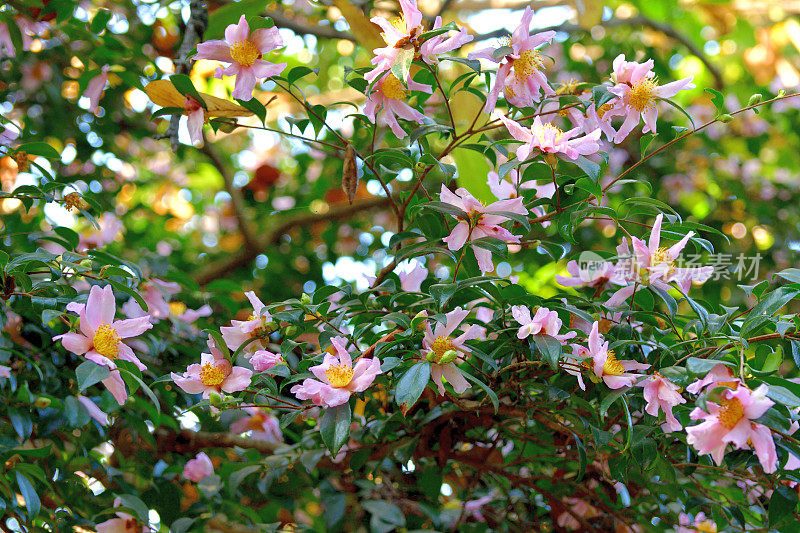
[390,16,408,34]
[381,74,407,100]
[229,40,260,67]
[597,102,614,118]
[718,397,744,430]
[431,336,455,360]
[200,362,226,387]
[696,520,718,533]
[602,351,625,376]
[628,77,659,112]
[651,247,675,271]
[169,302,187,316]
[513,49,546,80]
[533,122,564,145]
[325,364,354,388]
[556,77,581,95]
[93,324,120,359]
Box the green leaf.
[599,388,627,418]
[15,472,40,519]
[390,48,414,83]
[18,142,60,159]
[287,66,318,85]
[768,484,798,527]
[573,155,601,181]
[705,88,725,115]
[531,335,562,370]
[766,385,800,408]
[320,403,351,455]
[234,98,267,125]
[640,133,656,156]
[460,369,499,413]
[659,98,696,129]
[593,84,615,107]
[363,500,406,532]
[76,361,111,391]
[116,494,150,523]
[9,407,32,440]
[170,74,206,109]
[91,9,112,33]
[395,362,430,415]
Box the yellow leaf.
[143,80,255,118]
[331,0,384,52]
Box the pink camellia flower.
[364,73,431,138]
[686,364,740,395]
[77,395,109,426]
[637,373,686,432]
[84,65,110,114]
[438,185,527,273]
[500,115,601,162]
[170,338,253,398]
[0,365,10,378]
[230,407,282,442]
[606,214,714,306]
[122,279,180,321]
[79,212,124,250]
[290,336,382,407]
[96,497,152,533]
[685,384,777,473]
[195,15,286,101]
[250,349,282,371]
[569,321,649,390]
[422,307,480,395]
[556,258,618,290]
[675,512,716,533]
[511,305,576,343]
[183,452,214,482]
[398,261,427,292]
[0,125,18,146]
[220,291,273,355]
[487,168,555,227]
[365,0,471,83]
[0,18,49,58]
[184,96,205,145]
[54,285,152,373]
[605,54,695,143]
[468,7,556,112]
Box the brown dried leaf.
[144,80,256,118]
[342,144,358,205]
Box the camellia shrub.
[2,0,800,531]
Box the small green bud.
[778,89,786,97]
[426,351,436,362]
[718,114,733,123]
[748,93,762,106]
[437,349,458,364]
[300,293,312,305]
[284,325,298,337]
[412,311,428,332]
[209,392,223,406]
[414,162,426,173]
[34,397,51,409]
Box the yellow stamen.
[389,16,408,34]
[93,324,120,359]
[431,336,455,360]
[169,302,187,316]
[513,49,546,79]
[602,351,625,376]
[696,519,718,533]
[533,122,564,145]
[325,364,354,388]
[200,363,226,387]
[628,77,658,112]
[597,102,614,118]
[556,78,581,95]
[718,397,744,430]
[381,74,407,100]
[229,40,260,67]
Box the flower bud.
[411,310,428,332]
[414,162,426,174]
[264,320,279,333]
[544,153,558,168]
[209,392,223,406]
[778,89,786,97]
[426,351,436,362]
[718,114,733,123]
[284,325,298,337]
[300,293,312,305]
[747,93,762,106]
[437,350,458,364]
[33,397,51,409]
